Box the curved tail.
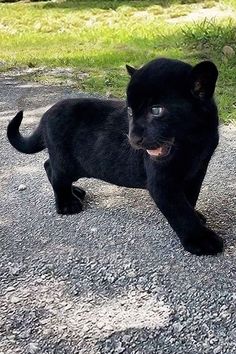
[7,111,45,154]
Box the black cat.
[7,58,223,255]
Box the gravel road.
[0,75,235,354]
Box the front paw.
[56,196,83,215]
[181,227,223,256]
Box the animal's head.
[126,58,218,159]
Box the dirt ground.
[0,76,235,353]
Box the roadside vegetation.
[0,0,235,122]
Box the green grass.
[0,0,236,122]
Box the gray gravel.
[0,75,235,354]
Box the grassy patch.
[181,19,236,123]
[0,0,235,122]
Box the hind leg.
[44,159,86,200]
[53,175,83,215]
[44,159,84,215]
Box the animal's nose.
[130,134,144,146]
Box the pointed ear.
[191,61,218,99]
[126,64,137,77]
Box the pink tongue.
[147,147,164,157]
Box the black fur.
[7,58,223,255]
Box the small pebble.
[222,45,235,58]
[28,342,39,354]
[96,321,104,329]
[213,346,222,354]
[172,322,184,333]
[10,295,21,303]
[18,184,27,191]
[10,266,22,276]
[104,324,113,332]
[64,303,73,310]
[115,344,126,354]
[19,329,31,339]
[5,286,15,292]
[107,275,116,283]
[58,325,67,331]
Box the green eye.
[151,106,164,117]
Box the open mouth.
[146,138,175,158]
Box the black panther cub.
[7,58,223,256]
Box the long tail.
[7,111,45,154]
